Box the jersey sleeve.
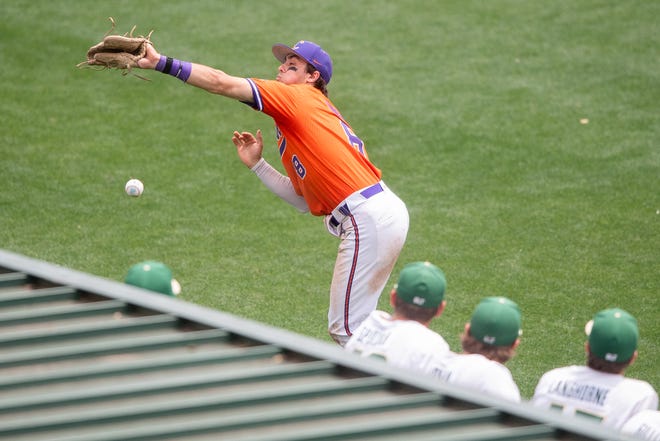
[251,158,309,213]
[245,78,299,119]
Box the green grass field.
[1,0,658,399]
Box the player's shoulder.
[345,310,392,345]
[449,353,512,374]
[538,364,584,379]
[389,320,450,348]
[446,353,484,366]
[445,354,520,402]
[534,365,585,388]
[351,310,393,334]
[370,309,394,323]
[392,320,444,338]
[618,376,658,395]
[251,78,316,95]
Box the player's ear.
[389,289,397,307]
[512,338,521,349]
[307,69,320,84]
[628,350,639,366]
[435,300,447,317]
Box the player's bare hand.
[231,129,263,168]
[137,43,160,69]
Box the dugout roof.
[0,249,634,441]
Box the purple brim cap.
[272,40,333,84]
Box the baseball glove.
[77,17,153,77]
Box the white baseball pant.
[324,181,409,346]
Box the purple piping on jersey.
[343,214,360,336]
[278,138,286,157]
[243,79,263,111]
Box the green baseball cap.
[394,261,446,308]
[469,297,522,347]
[585,308,638,363]
[125,261,180,297]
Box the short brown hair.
[586,351,631,374]
[461,330,517,364]
[394,296,439,323]
[305,64,328,96]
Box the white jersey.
[531,365,658,430]
[425,352,521,403]
[345,310,451,373]
[621,410,660,441]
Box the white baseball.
[125,179,144,197]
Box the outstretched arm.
[138,43,253,102]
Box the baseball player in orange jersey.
[137,40,409,345]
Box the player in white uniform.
[426,296,523,402]
[345,261,451,373]
[621,410,660,441]
[532,308,658,430]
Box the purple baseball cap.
[272,40,333,84]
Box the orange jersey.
[246,78,382,215]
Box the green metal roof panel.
[0,249,635,441]
[0,271,28,288]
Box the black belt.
[329,182,384,227]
